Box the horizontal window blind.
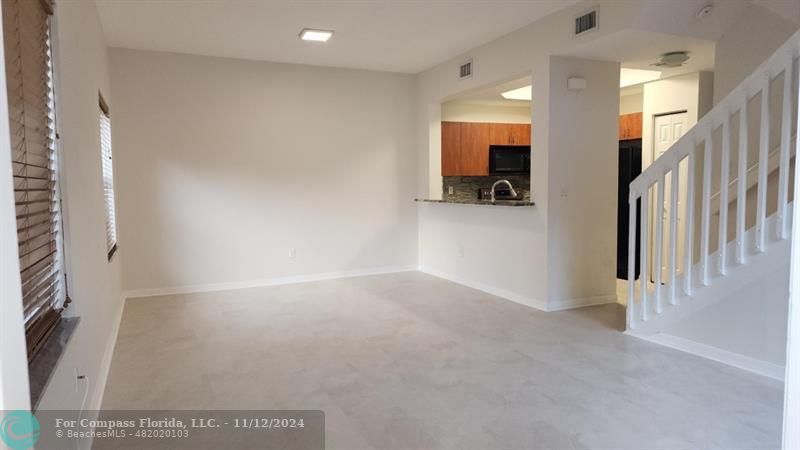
[3,0,64,360]
[99,96,116,259]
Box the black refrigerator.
[617,139,641,280]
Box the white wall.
[666,263,789,368]
[0,0,30,411]
[441,102,530,124]
[657,229,792,378]
[35,0,124,416]
[418,204,546,309]
[619,92,643,115]
[110,49,418,294]
[545,56,620,308]
[713,2,798,105]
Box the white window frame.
[99,94,117,261]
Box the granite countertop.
[415,198,535,207]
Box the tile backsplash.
[443,175,531,202]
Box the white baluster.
[640,187,649,321]
[737,95,749,264]
[718,117,731,275]
[777,56,793,240]
[654,174,665,313]
[756,74,770,252]
[627,192,637,329]
[684,148,696,296]
[668,160,679,305]
[700,131,712,285]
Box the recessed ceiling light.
[501,85,531,101]
[299,28,334,42]
[619,68,662,87]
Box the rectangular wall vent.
[575,10,597,35]
[459,60,472,79]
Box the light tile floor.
[102,271,783,449]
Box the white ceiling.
[567,29,716,79]
[94,0,577,74]
[442,26,717,105]
[445,76,531,106]
[632,0,750,42]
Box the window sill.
[28,316,80,410]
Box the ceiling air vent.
[575,10,597,35]
[459,60,473,80]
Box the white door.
[652,112,688,282]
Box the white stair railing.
[627,30,800,330]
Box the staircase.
[625,31,800,352]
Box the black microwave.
[489,145,530,175]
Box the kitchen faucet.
[490,179,518,203]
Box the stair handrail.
[626,29,800,330]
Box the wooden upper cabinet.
[459,122,491,176]
[619,112,643,140]
[509,123,531,145]
[488,123,530,146]
[489,123,511,146]
[440,121,532,176]
[441,121,462,176]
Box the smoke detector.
[696,3,714,19]
[651,51,690,68]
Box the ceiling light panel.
[501,85,531,101]
[299,28,333,42]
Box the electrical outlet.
[289,248,296,259]
[457,245,464,258]
[448,186,454,195]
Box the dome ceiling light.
[651,51,690,68]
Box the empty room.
[2,0,800,449]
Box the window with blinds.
[2,0,66,360]
[99,95,117,259]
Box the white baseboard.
[90,297,125,410]
[628,331,785,381]
[419,267,618,312]
[547,294,618,312]
[81,296,125,450]
[122,265,418,299]
[419,266,548,311]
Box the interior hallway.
[102,272,783,449]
